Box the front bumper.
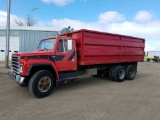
[8,71,25,85]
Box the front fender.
[26,63,60,80]
[51,62,60,80]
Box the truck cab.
[9,36,78,98]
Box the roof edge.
[0,26,61,31]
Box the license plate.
[16,76,20,82]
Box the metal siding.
[0,36,19,60]
[0,29,59,53]
[147,51,160,58]
[63,29,145,65]
[0,30,19,36]
[19,30,58,52]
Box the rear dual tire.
[113,65,125,82]
[109,64,137,82]
[125,65,137,80]
[109,65,116,80]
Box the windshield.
[38,39,56,50]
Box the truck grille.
[11,56,20,74]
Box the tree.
[15,8,37,26]
[25,14,37,26]
[15,18,24,26]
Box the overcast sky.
[0,0,160,51]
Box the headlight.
[20,65,23,72]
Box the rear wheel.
[113,65,125,82]
[125,65,137,80]
[109,65,116,80]
[29,70,55,98]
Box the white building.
[0,27,60,61]
[147,51,160,58]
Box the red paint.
[60,29,145,65]
[12,29,145,80]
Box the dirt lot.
[0,62,160,120]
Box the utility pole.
[5,0,11,68]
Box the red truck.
[8,29,145,98]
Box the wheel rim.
[38,76,52,92]
[130,68,136,77]
[119,69,125,79]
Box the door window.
[58,40,72,52]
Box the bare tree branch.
[15,19,24,26]
[15,8,38,26]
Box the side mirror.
[67,40,72,51]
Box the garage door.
[0,36,19,61]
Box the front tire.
[29,70,55,98]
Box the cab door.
[55,39,77,71]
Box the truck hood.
[12,50,54,57]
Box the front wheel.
[29,70,55,98]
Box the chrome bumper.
[8,71,25,85]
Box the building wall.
[147,51,160,58]
[0,27,59,61]
[19,30,58,52]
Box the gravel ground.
[0,62,160,120]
